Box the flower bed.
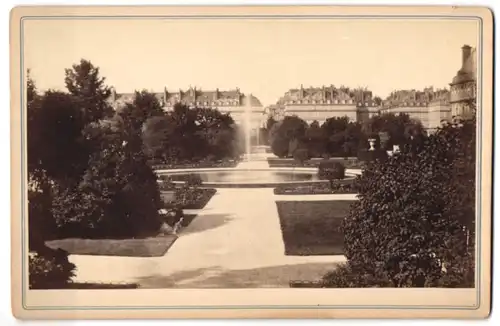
[161,188,217,210]
[267,157,362,169]
[152,159,240,170]
[274,181,358,195]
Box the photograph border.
[10,5,493,319]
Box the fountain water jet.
[244,93,252,161]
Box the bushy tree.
[142,103,238,163]
[362,113,426,150]
[64,59,113,124]
[305,120,326,157]
[269,116,307,157]
[119,90,165,137]
[321,117,363,157]
[323,113,475,288]
[52,121,163,238]
[28,90,88,183]
[26,71,76,288]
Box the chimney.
[461,45,472,70]
[110,87,116,102]
[214,88,219,100]
[299,84,304,99]
[163,87,168,103]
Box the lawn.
[275,200,353,256]
[45,236,178,257]
[45,215,199,257]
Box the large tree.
[143,103,239,163]
[321,117,363,157]
[362,113,426,150]
[65,59,114,124]
[52,121,163,238]
[305,120,326,157]
[269,115,308,157]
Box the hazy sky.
[24,18,479,106]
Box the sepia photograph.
[10,5,492,319]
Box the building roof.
[277,84,379,106]
[110,87,262,107]
[382,87,450,108]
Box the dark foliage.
[269,116,308,157]
[143,103,239,163]
[29,248,76,289]
[64,59,114,124]
[293,148,310,165]
[323,112,476,288]
[318,162,346,189]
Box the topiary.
[318,161,346,189]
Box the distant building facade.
[380,87,451,132]
[109,86,265,131]
[379,44,477,132]
[275,85,380,125]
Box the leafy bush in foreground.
[323,113,476,288]
[29,248,76,289]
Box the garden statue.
[368,138,376,151]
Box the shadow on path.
[134,262,342,288]
[180,213,233,236]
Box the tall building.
[380,87,451,132]
[449,45,477,118]
[275,85,380,124]
[109,86,265,131]
[379,44,476,132]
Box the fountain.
[244,93,252,161]
[155,92,360,188]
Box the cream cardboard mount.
[10,5,493,320]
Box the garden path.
[69,186,349,288]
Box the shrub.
[318,161,345,189]
[184,173,203,188]
[325,116,476,288]
[158,175,175,191]
[322,263,392,288]
[293,148,310,165]
[29,248,76,289]
[270,136,289,158]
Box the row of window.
[286,99,355,105]
[161,100,241,107]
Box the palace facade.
[379,87,451,132]
[268,44,477,133]
[275,85,380,125]
[109,86,265,130]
